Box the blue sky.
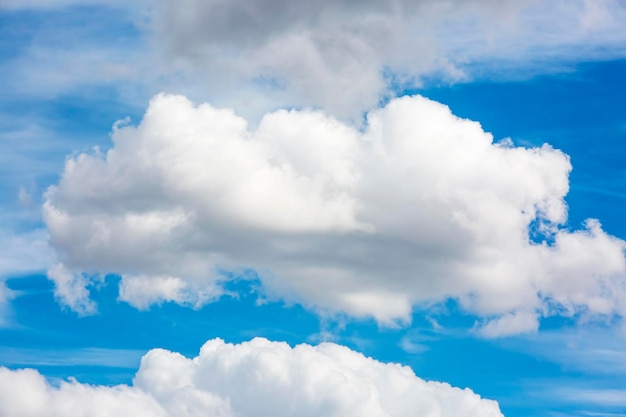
[1,1,626,417]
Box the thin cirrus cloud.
[0,1,145,101]
[44,93,626,335]
[0,337,504,417]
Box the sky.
[0,0,625,416]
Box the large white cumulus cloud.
[44,94,626,334]
[0,337,503,417]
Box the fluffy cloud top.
[44,93,626,335]
[0,337,503,417]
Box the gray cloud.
[4,0,626,119]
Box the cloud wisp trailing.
[0,337,503,417]
[44,94,626,335]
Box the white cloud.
[0,228,55,325]
[118,274,222,310]
[399,330,435,354]
[149,0,626,118]
[5,0,626,120]
[0,4,147,101]
[0,367,167,417]
[0,346,145,368]
[43,93,626,331]
[0,229,53,279]
[47,263,97,316]
[551,388,626,408]
[528,379,626,413]
[0,337,503,417]
[0,282,14,327]
[500,326,626,376]
[476,311,540,339]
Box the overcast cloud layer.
[0,337,503,417]
[44,94,626,335]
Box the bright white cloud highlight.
[0,337,503,417]
[44,93,626,333]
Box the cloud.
[118,274,222,310]
[0,337,503,417]
[0,228,54,325]
[529,381,626,414]
[553,388,626,408]
[476,311,540,338]
[4,0,626,120]
[0,282,14,327]
[43,93,626,331]
[0,3,146,100]
[149,0,626,117]
[8,0,626,119]
[47,263,97,316]
[0,346,145,368]
[501,326,626,375]
[398,329,436,354]
[0,367,167,417]
[0,229,53,279]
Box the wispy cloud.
[0,346,145,368]
[0,229,53,279]
[501,326,626,375]
[0,4,146,96]
[555,388,626,408]
[525,381,626,416]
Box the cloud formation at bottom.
[0,338,502,417]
